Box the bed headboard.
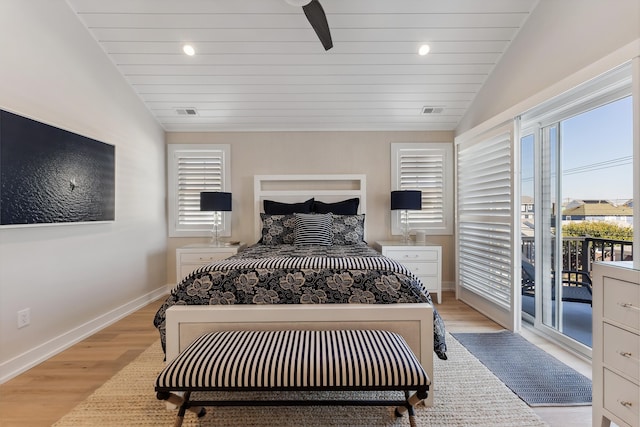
[254,174,367,241]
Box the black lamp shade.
[200,192,232,212]
[391,190,422,210]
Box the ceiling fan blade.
[302,0,333,50]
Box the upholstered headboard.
[253,174,367,241]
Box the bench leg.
[157,391,206,423]
[394,389,428,425]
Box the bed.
[153,174,447,408]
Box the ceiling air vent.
[175,108,198,116]
[421,106,443,115]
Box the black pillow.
[264,198,314,214]
[313,198,359,215]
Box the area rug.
[452,330,591,407]
[53,334,547,426]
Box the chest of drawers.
[592,261,640,427]
[375,241,442,304]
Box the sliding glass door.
[520,94,633,355]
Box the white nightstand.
[176,243,245,282]
[375,241,442,304]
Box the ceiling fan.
[285,0,333,51]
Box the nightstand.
[176,243,245,282]
[375,241,442,304]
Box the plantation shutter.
[456,126,515,323]
[168,144,230,237]
[391,143,453,235]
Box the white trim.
[253,174,367,242]
[520,62,632,129]
[633,56,640,270]
[0,286,169,384]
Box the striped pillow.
[294,213,333,246]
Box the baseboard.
[442,281,455,292]
[0,285,169,384]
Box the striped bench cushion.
[156,330,429,391]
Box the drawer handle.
[403,254,420,259]
[618,400,633,408]
[619,302,640,312]
[199,257,214,261]
[618,350,640,363]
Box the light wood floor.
[0,291,592,427]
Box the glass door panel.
[540,124,560,332]
[520,134,535,321]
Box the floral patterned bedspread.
[153,243,447,359]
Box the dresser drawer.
[603,369,639,426]
[402,262,439,277]
[180,251,235,264]
[383,248,438,262]
[604,323,640,382]
[604,277,640,333]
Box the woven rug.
[53,334,547,426]
[452,330,592,407]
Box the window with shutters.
[391,143,453,235]
[168,144,231,237]
[456,127,513,310]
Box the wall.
[0,0,167,382]
[454,0,640,321]
[457,0,639,265]
[166,131,456,287]
[457,0,640,134]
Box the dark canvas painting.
[0,110,115,226]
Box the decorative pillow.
[294,213,333,246]
[260,213,296,245]
[264,198,314,215]
[313,198,359,215]
[332,214,365,245]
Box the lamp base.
[208,237,225,247]
[402,209,411,243]
[210,212,223,246]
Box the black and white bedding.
[153,243,448,360]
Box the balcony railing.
[521,236,633,274]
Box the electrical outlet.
[17,308,30,328]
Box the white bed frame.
[164,174,435,407]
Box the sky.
[521,96,633,202]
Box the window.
[168,144,231,237]
[391,143,453,235]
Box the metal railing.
[521,236,633,274]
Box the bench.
[155,329,430,426]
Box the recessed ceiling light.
[285,0,312,6]
[183,44,195,56]
[418,44,430,56]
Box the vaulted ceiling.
[66,0,538,132]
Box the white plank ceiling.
[66,0,538,132]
